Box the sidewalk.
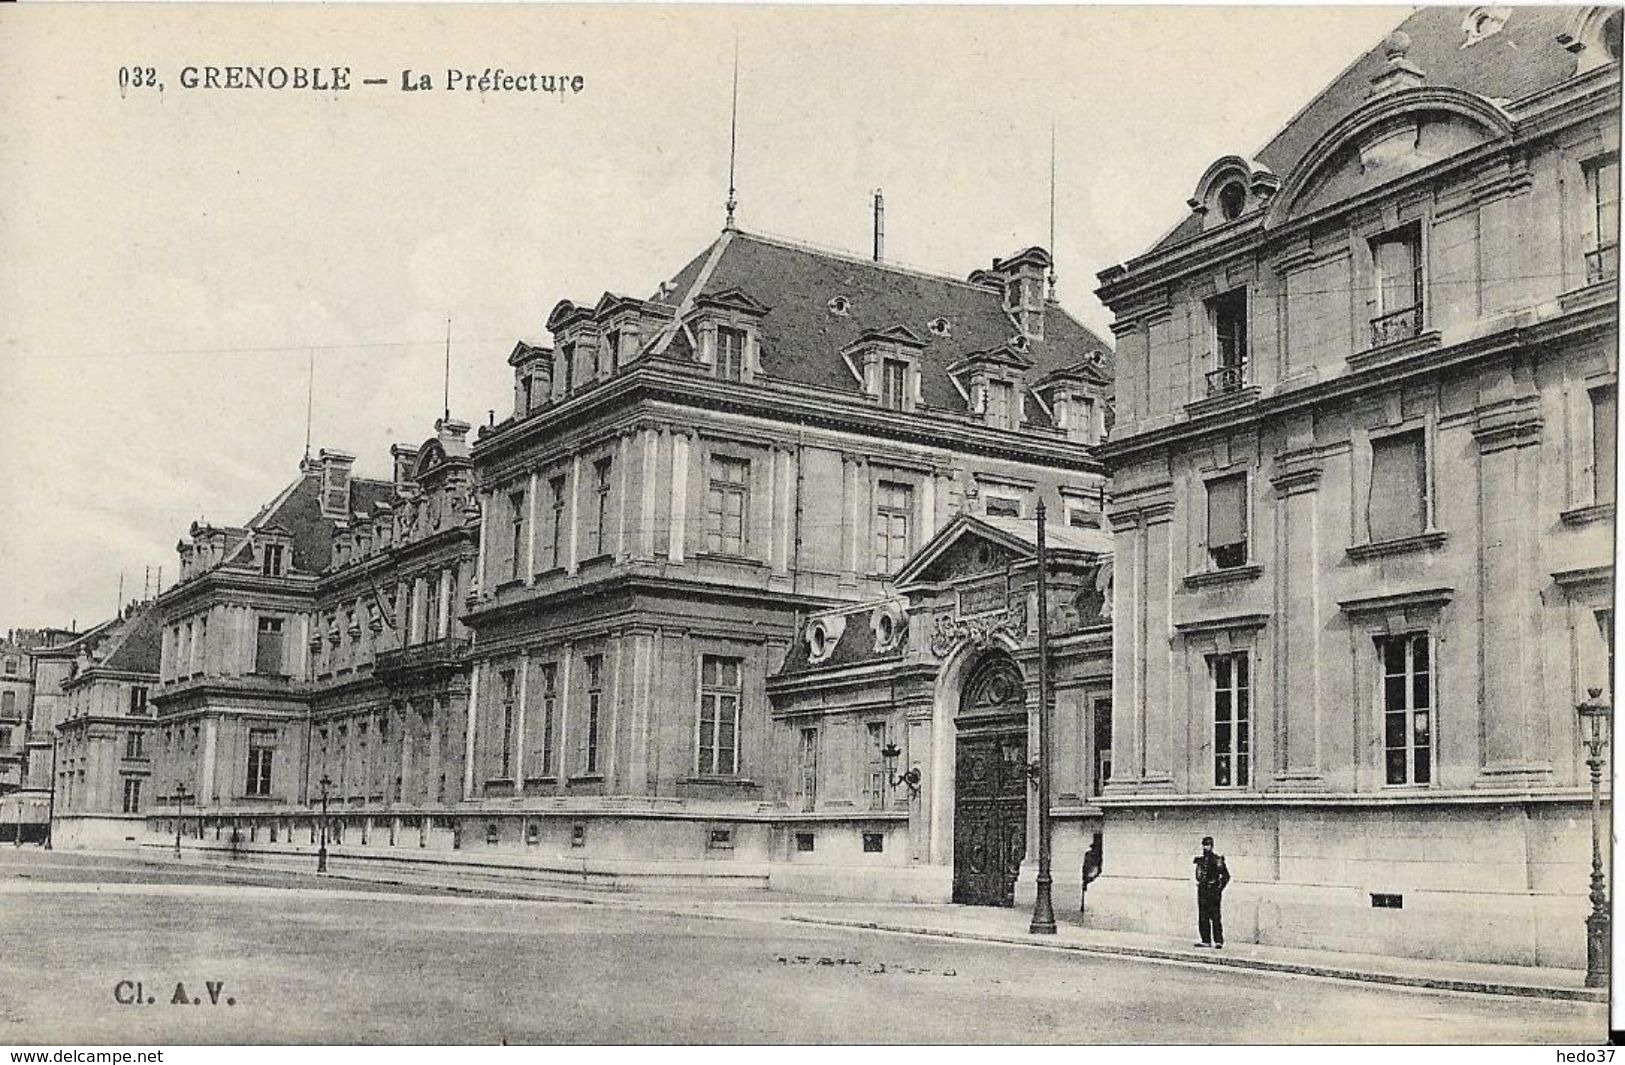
[52,845,1609,1005]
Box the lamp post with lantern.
[1577,688,1611,989]
[172,780,190,859]
[316,774,332,874]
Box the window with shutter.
[1367,431,1428,542]
[1206,474,1248,569]
[1592,385,1616,505]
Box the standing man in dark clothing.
[1193,835,1230,948]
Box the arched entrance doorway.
[952,653,1028,906]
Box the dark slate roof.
[99,602,163,675]
[777,608,901,676]
[652,231,1113,409]
[1151,6,1589,253]
[249,471,397,574]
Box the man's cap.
[1201,836,1214,845]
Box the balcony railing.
[1586,243,1619,286]
[374,636,470,677]
[1370,304,1422,348]
[1205,362,1247,396]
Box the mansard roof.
[1149,5,1595,253]
[97,602,163,675]
[247,468,395,574]
[648,229,1114,411]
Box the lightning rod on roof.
[1048,120,1058,302]
[303,347,315,464]
[443,317,452,423]
[725,35,740,231]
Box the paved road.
[0,851,1604,1044]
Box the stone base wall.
[1083,800,1604,968]
[52,814,148,849]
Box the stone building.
[0,633,41,796]
[768,512,1112,904]
[6,625,95,842]
[50,602,162,848]
[1093,5,1618,966]
[460,229,1112,894]
[139,420,478,852]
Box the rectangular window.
[498,669,516,780]
[124,730,143,759]
[1370,225,1424,345]
[560,342,576,395]
[705,455,750,555]
[3,656,15,675]
[539,663,558,777]
[986,380,1016,429]
[603,329,621,373]
[509,490,526,581]
[865,722,888,810]
[1209,288,1248,393]
[1,690,15,717]
[246,729,275,797]
[881,358,908,411]
[122,778,142,814]
[129,686,148,715]
[590,458,613,558]
[1380,633,1432,786]
[423,576,441,643]
[1593,157,1620,269]
[261,543,284,577]
[1593,385,1616,506]
[548,475,567,569]
[583,654,604,774]
[716,326,746,381]
[0,727,10,749]
[873,481,913,574]
[796,726,818,811]
[254,617,284,676]
[1211,652,1250,788]
[985,495,1021,519]
[1206,474,1248,569]
[1368,430,1428,542]
[1092,697,1113,796]
[697,655,742,776]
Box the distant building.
[3,625,87,842]
[50,603,162,848]
[1093,6,1618,966]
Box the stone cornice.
[475,362,1104,479]
[1098,300,1615,465]
[1337,586,1453,616]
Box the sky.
[0,3,1409,634]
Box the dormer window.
[881,358,908,411]
[560,342,576,395]
[928,316,951,338]
[827,296,852,317]
[261,543,284,577]
[986,379,1016,429]
[1217,181,1246,221]
[716,326,746,382]
[602,329,621,373]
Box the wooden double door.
[952,726,1028,906]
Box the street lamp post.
[1577,688,1611,990]
[44,738,59,851]
[1029,501,1057,935]
[316,774,332,874]
[173,781,190,859]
